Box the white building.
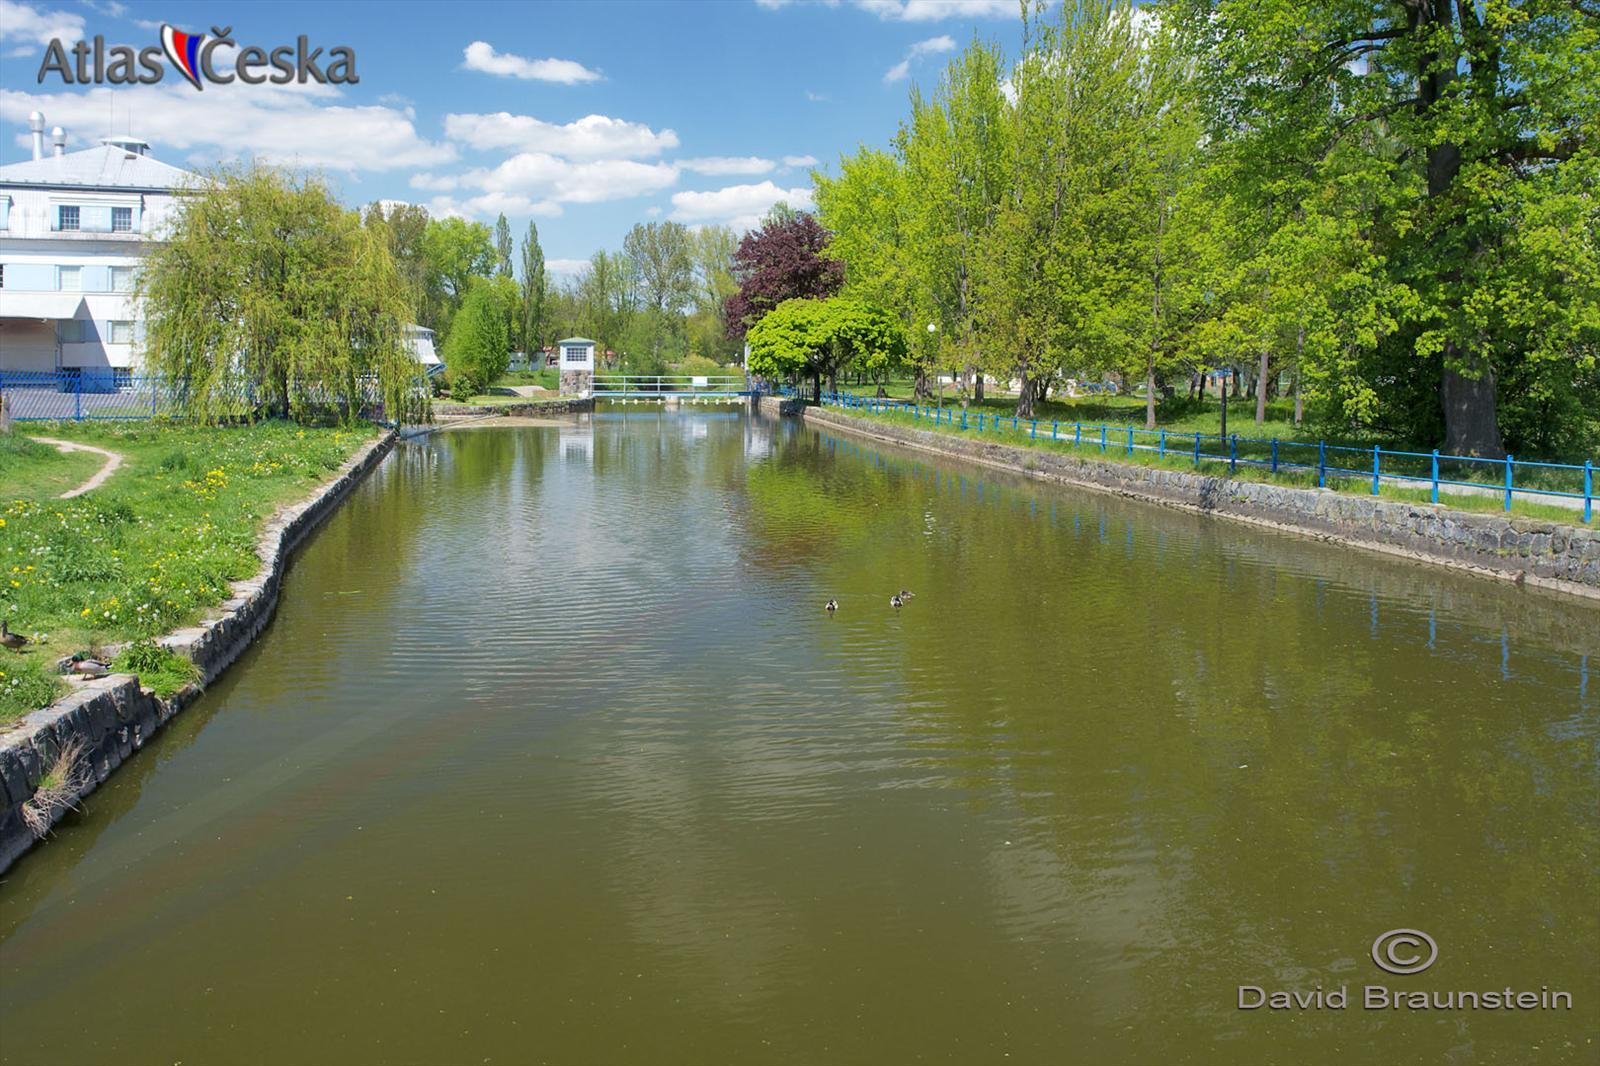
[0,112,192,386]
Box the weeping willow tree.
[138,166,428,424]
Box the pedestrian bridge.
[590,375,754,401]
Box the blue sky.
[1,0,1028,274]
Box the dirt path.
[29,437,125,498]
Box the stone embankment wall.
[432,397,595,419]
[0,431,397,873]
[759,397,1600,599]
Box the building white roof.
[0,144,192,191]
[559,337,596,345]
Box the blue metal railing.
[0,370,391,423]
[777,385,1595,522]
[591,374,752,399]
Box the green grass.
[493,367,559,389]
[1,420,376,722]
[0,434,105,499]
[824,402,1594,527]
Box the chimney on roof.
[51,127,65,157]
[29,112,44,161]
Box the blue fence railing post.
[1372,445,1380,496]
[1126,427,1133,456]
[1193,432,1201,466]
[1431,450,1440,504]
[1504,454,1514,512]
[1031,420,1037,439]
[1075,423,1081,446]
[1318,441,1326,487]
[1159,428,1166,458]
[1585,461,1593,523]
[961,410,967,430]
[1051,420,1057,440]
[74,373,82,421]
[1100,426,1107,453]
[1230,434,1238,473]
[1271,438,1278,474]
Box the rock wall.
[759,396,1600,600]
[0,430,397,873]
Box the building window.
[58,206,80,231]
[112,207,133,232]
[59,266,81,291]
[114,367,133,389]
[58,319,87,343]
[108,321,134,344]
[0,264,5,289]
[110,266,134,292]
[564,346,588,363]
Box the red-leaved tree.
[724,213,845,340]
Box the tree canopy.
[140,166,427,424]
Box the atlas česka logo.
[37,25,358,89]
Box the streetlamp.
[928,322,940,417]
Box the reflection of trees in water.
[731,420,1598,1059]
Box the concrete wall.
[759,396,1600,599]
[0,430,397,873]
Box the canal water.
[1,410,1595,1065]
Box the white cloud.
[670,180,816,230]
[461,41,601,84]
[0,83,455,173]
[805,90,828,102]
[758,0,1014,20]
[546,258,590,276]
[680,156,775,176]
[444,111,678,159]
[884,34,955,83]
[856,0,1016,20]
[418,152,681,220]
[1,1,84,57]
[783,154,819,168]
[80,0,126,16]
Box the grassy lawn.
[822,402,1592,527]
[0,435,105,499]
[493,368,559,389]
[1,420,378,724]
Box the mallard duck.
[825,599,838,612]
[69,654,109,678]
[1,621,28,652]
[889,595,904,609]
[897,589,915,600]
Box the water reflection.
[0,409,1594,1066]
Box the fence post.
[1230,434,1238,473]
[1194,432,1201,466]
[1271,438,1278,474]
[1372,446,1380,496]
[1504,454,1514,512]
[961,410,967,430]
[1585,461,1592,524]
[1159,428,1166,458]
[1031,419,1037,439]
[1318,441,1327,487]
[1127,426,1133,456]
[1100,426,1107,453]
[74,373,82,421]
[1431,450,1440,505]
[1051,420,1057,440]
[1075,423,1081,446]
[1013,416,1018,431]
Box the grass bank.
[0,436,103,499]
[0,420,377,723]
[814,401,1591,527]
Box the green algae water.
[1,409,1595,1065]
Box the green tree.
[1178,0,1600,456]
[746,297,907,401]
[443,279,511,398]
[493,213,513,278]
[139,166,426,424]
[423,217,496,339]
[520,221,547,357]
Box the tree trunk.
[973,367,984,402]
[1440,349,1504,457]
[1145,361,1157,429]
[812,371,821,405]
[1016,372,1036,419]
[1293,329,1304,426]
[1254,348,1269,425]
